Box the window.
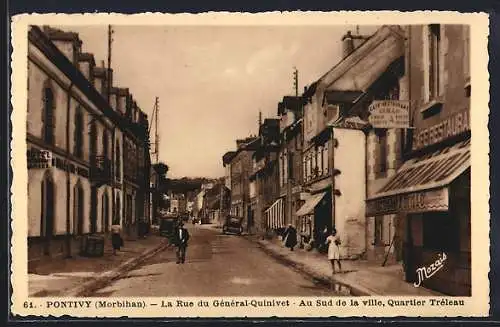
[425,24,442,102]
[102,193,109,233]
[115,142,121,180]
[89,119,97,158]
[74,108,84,158]
[102,130,109,159]
[464,26,470,81]
[40,172,55,239]
[374,216,384,246]
[73,181,84,235]
[43,85,55,145]
[423,212,459,251]
[376,129,387,178]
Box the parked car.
[222,216,244,235]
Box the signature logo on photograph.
[414,252,447,288]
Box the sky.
[58,24,379,178]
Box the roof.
[222,151,237,165]
[29,26,148,142]
[118,87,129,96]
[324,90,364,105]
[93,67,107,77]
[303,82,318,99]
[43,26,81,44]
[78,52,96,65]
[278,96,305,115]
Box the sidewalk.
[29,235,168,297]
[249,236,443,296]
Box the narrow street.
[92,224,340,297]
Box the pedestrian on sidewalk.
[111,224,123,256]
[325,228,342,274]
[173,222,190,264]
[283,224,298,251]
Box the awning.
[295,192,327,216]
[265,198,284,229]
[366,139,470,216]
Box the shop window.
[423,212,459,251]
[42,85,55,145]
[74,108,84,159]
[374,216,384,246]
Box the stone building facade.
[366,25,471,295]
[27,26,151,265]
[229,137,259,231]
[277,97,304,233]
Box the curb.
[245,236,376,296]
[65,239,170,297]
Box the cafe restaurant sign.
[368,100,410,129]
[366,188,449,216]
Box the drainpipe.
[111,126,116,226]
[330,128,336,232]
[65,82,74,258]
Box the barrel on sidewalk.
[80,234,105,257]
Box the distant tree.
[153,162,169,177]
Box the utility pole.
[154,97,159,164]
[149,97,160,164]
[107,25,114,102]
[293,67,298,97]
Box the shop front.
[295,190,332,249]
[366,138,471,295]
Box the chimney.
[342,31,355,58]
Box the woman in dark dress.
[111,224,123,255]
[283,224,298,251]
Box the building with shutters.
[296,26,405,258]
[227,136,259,231]
[248,119,281,236]
[27,26,151,265]
[276,96,304,234]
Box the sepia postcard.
[10,11,490,318]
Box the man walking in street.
[174,221,190,264]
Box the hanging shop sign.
[412,108,470,151]
[366,187,449,216]
[368,100,410,129]
[27,149,53,169]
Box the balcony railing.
[90,155,112,187]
